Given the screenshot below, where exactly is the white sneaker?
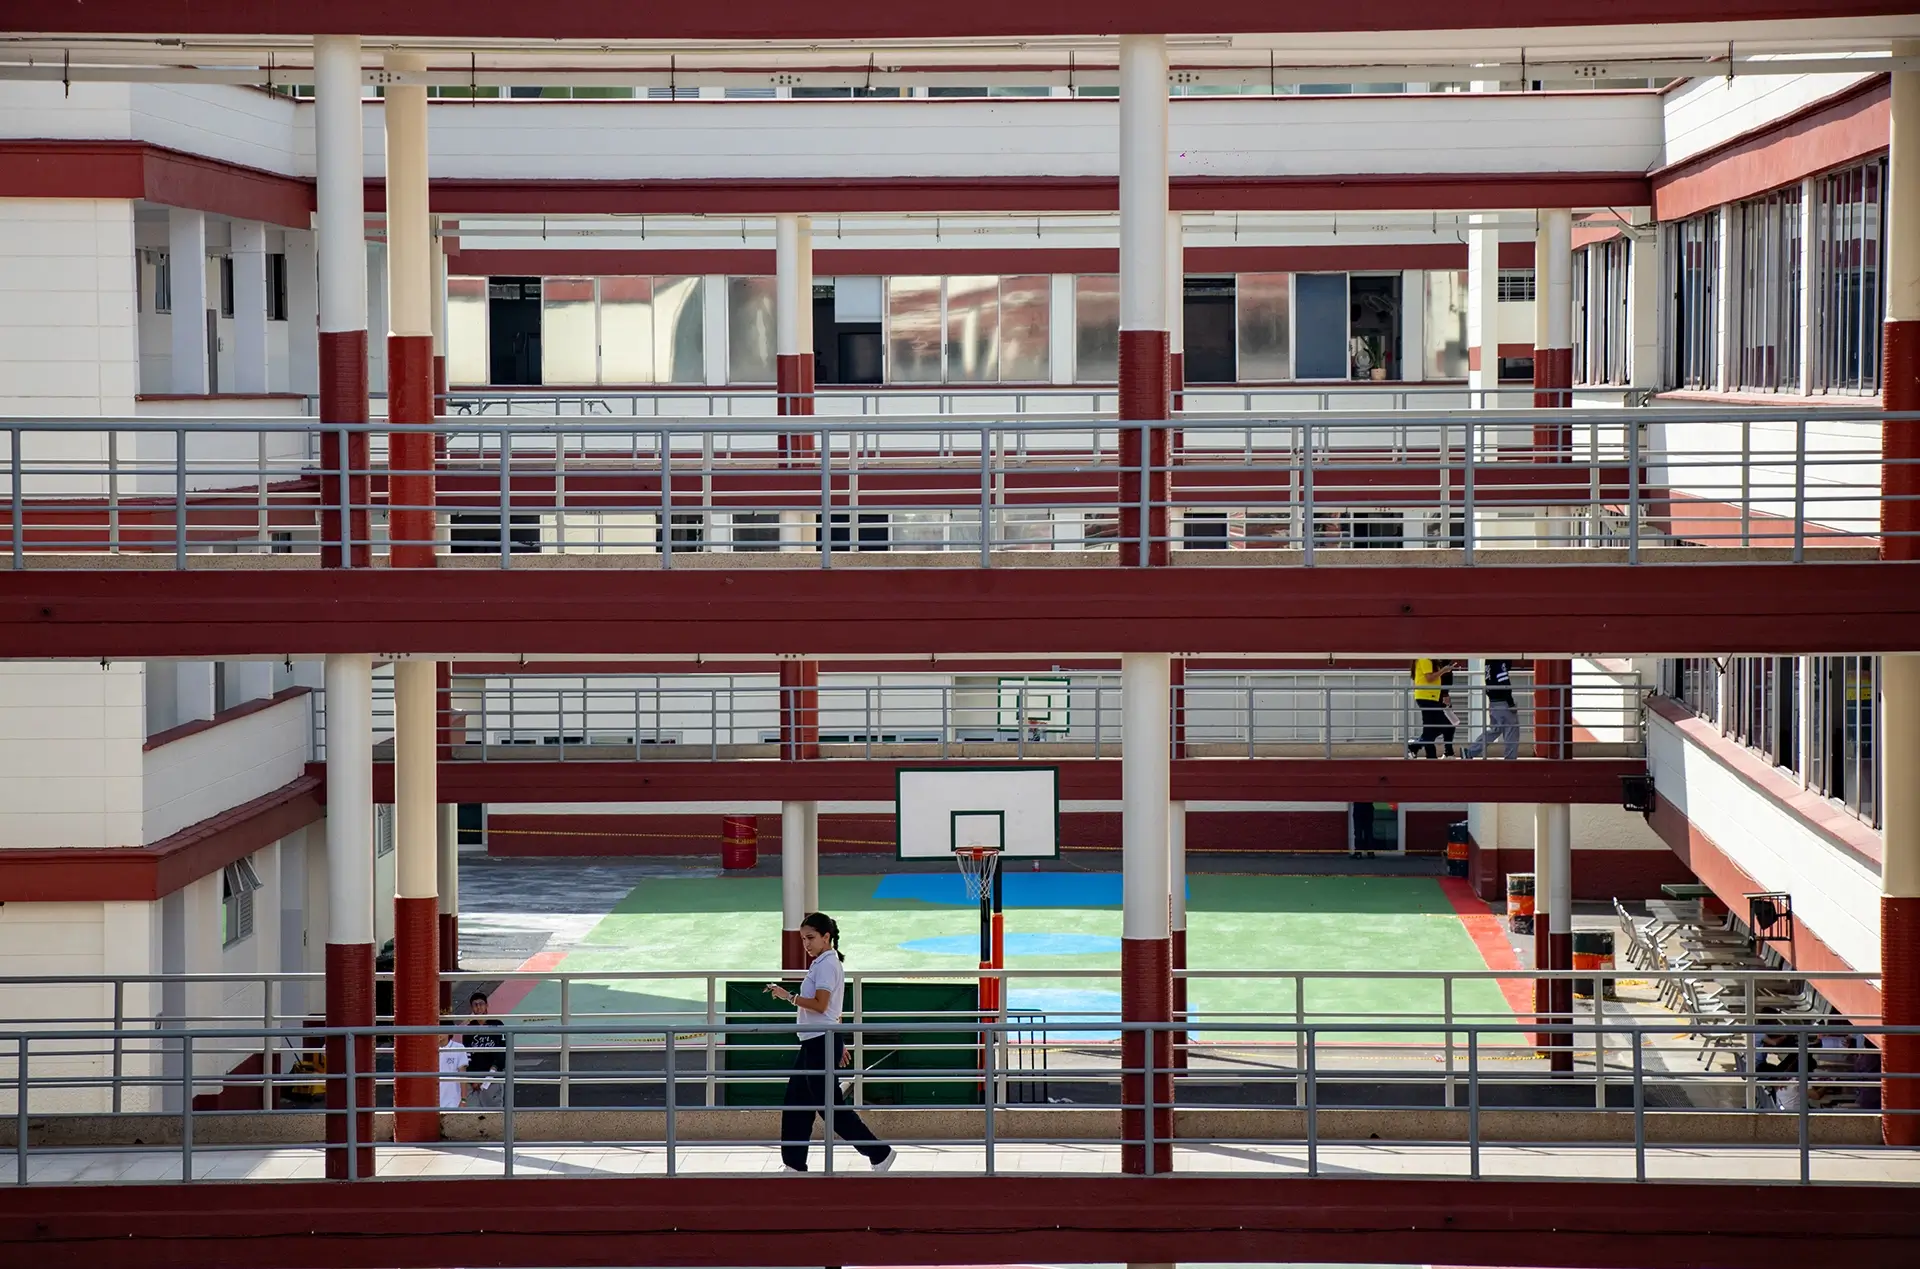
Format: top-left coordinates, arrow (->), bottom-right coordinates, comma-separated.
871,1149 -> 896,1172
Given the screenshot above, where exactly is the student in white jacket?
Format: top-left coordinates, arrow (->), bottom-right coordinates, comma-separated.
766,912 -> 895,1173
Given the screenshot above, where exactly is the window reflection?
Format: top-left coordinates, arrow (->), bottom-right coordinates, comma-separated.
1074,275 -> 1120,383
541,277 -> 597,386
728,276 -> 776,383
887,276 -> 943,383
446,276 -> 489,386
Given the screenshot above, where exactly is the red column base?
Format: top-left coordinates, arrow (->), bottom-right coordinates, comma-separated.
782,928 -> 805,972
1121,936 -> 1174,1174
1117,329 -> 1171,568
388,333 -> 438,570
1549,930 -> 1574,1073
1884,895 -> 1920,1146
393,896 -> 441,1143
324,941 -> 376,1179
1885,321 -> 1920,561
318,330 -> 371,569
1533,922 -> 1552,1050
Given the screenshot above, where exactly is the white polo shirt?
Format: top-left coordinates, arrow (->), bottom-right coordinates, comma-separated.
795,948 -> 845,1041
439,1038 -> 469,1109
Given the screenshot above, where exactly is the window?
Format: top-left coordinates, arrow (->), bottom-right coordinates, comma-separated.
154,252 -> 172,314
729,512 -> 782,552
538,275 -> 707,385
1806,656 -> 1880,826
1735,185 -> 1802,392
221,857 -> 263,949
1665,210 -> 1720,389
727,276 -> 777,383
1810,157 -> 1887,395
1573,240 -> 1632,386
1725,657 -> 1798,769
1181,511 -> 1229,549
882,275 -> 1050,384
1073,275 -> 1120,382
219,256 -> 235,318
1496,269 -> 1535,303
374,805 -> 395,857
267,253 -> 289,321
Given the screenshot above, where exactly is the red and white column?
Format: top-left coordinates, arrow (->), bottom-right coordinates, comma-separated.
1117,35 -> 1171,568
1168,658 -> 1187,1063
435,661 -> 458,1013
775,214 -> 815,462
1533,209 -> 1574,424
1167,214 -> 1185,412
315,35 -> 370,569
385,51 -> 436,569
779,658 -> 821,969
1532,803 -> 1573,1071
1122,652 -> 1174,1173
392,659 -> 440,1139
323,652 -> 376,1178
1880,42 -> 1920,1145
431,217 -> 449,459
1466,216 -> 1500,406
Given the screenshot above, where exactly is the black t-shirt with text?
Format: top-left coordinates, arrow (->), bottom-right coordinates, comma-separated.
463,1018 -> 505,1074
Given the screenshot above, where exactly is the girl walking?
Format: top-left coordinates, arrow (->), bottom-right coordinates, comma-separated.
766,912 -> 896,1173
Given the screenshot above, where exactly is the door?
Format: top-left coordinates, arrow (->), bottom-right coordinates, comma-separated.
488,277 -> 543,385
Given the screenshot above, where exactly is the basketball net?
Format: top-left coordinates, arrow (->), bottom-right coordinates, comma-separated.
955,845 -> 1001,905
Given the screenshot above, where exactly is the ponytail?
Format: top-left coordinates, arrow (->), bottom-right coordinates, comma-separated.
801,911 -> 843,963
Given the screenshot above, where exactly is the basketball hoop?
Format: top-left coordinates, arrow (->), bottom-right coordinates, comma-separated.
955,845 -> 1002,905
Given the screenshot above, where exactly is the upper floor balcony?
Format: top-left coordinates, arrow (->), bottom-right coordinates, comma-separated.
0,404 -> 1902,570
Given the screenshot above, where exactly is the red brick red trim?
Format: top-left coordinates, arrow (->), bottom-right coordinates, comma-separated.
0,140 -> 313,228
1652,76 -> 1889,222
143,685 -> 311,751
0,774 -> 323,903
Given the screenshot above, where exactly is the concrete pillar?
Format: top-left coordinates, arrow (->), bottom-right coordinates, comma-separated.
778,660 -> 819,760
1121,651 -> 1173,1173
316,36 -> 371,567
437,800 -> 459,1012
230,221 -> 269,394
775,214 -> 816,463
323,652 -> 376,1178
1544,803 -> 1573,1072
285,229 -> 319,399
1117,35 -> 1170,568
384,51 -> 436,569
1466,216 -> 1500,406
392,659 -> 439,1141
781,800 -> 819,971
174,661 -> 215,724
1166,213 -> 1185,410
1533,209 -> 1573,431
1880,40 -> 1920,1145
430,217 -> 449,460
168,209 -> 209,395
225,660 -> 274,707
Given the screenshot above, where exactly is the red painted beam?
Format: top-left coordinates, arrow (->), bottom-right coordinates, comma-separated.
358,757 -> 1642,805
4,1174 -> 1917,1269
4,564 -> 1918,658
21,1 -> 1911,40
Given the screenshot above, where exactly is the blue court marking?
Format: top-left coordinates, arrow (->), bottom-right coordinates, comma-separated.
1005,988 -> 1122,1042
878,872 -> 1184,907
899,933 -> 1122,957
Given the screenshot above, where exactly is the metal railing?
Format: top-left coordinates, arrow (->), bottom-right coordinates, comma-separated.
0,967 -> 1877,1122
309,669 -> 1646,760
1,408 -> 1907,567
3,1002 -> 1910,1185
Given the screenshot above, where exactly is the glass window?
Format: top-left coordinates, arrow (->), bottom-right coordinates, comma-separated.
1292,273 -> 1348,380
998,274 -> 1051,382
1423,269 -> 1468,380
541,276 -> 598,385
446,276 -> 489,385
1073,275 -> 1120,383
1811,157 -> 1887,395
886,276 -> 943,383
1665,210 -> 1720,390
1237,272 -> 1292,381
1736,185 -> 1803,392
597,275 -> 654,384
944,275 -> 1000,383
1585,239 -> 1633,386
727,276 -> 776,383
652,276 -> 704,384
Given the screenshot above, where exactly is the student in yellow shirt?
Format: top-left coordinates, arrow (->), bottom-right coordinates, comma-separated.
1406,658 -> 1457,759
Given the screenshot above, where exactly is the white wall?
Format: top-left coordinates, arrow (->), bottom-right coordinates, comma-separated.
1646,708 -> 1881,974
0,200 -> 138,415
143,691 -> 312,844
0,662 -> 145,850
1663,71 -> 1878,168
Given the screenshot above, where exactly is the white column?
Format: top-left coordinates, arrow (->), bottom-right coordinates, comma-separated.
168,209 -> 209,394
285,229 -> 319,400
1713,203 -> 1737,392
1466,217 -> 1500,402
384,53 -> 432,345
701,275 -> 729,387
437,802 -> 459,918
1166,213 -> 1184,383
394,661 -> 437,901
801,801 -> 820,914
1627,209 -> 1661,391
324,654 -> 375,948
230,220 -> 269,393
174,661 -> 215,724
1049,273 -> 1076,386
1545,803 -> 1571,937
1121,653 -> 1172,941
430,218 -> 448,368
775,215 -> 806,363
315,37 -> 367,342
1168,799 -> 1187,937
1543,209 -> 1573,357
1118,36 -> 1169,337
1399,271 -> 1426,383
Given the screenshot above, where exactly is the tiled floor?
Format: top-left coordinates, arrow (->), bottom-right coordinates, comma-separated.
6,1139 -> 1915,1186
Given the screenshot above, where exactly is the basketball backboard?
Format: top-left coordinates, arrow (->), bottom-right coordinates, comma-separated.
895,766 -> 1059,861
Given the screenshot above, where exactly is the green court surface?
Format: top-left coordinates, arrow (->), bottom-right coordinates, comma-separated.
505,873 -> 1516,1042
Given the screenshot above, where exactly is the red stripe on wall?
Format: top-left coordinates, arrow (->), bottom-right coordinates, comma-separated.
1652,77 -> 1889,222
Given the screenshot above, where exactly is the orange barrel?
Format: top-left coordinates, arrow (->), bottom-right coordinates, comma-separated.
1573,930 -> 1617,999
721,815 -> 758,871
1506,872 -> 1536,935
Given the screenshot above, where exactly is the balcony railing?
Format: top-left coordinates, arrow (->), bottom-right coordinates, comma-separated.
0,408 -> 1905,568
